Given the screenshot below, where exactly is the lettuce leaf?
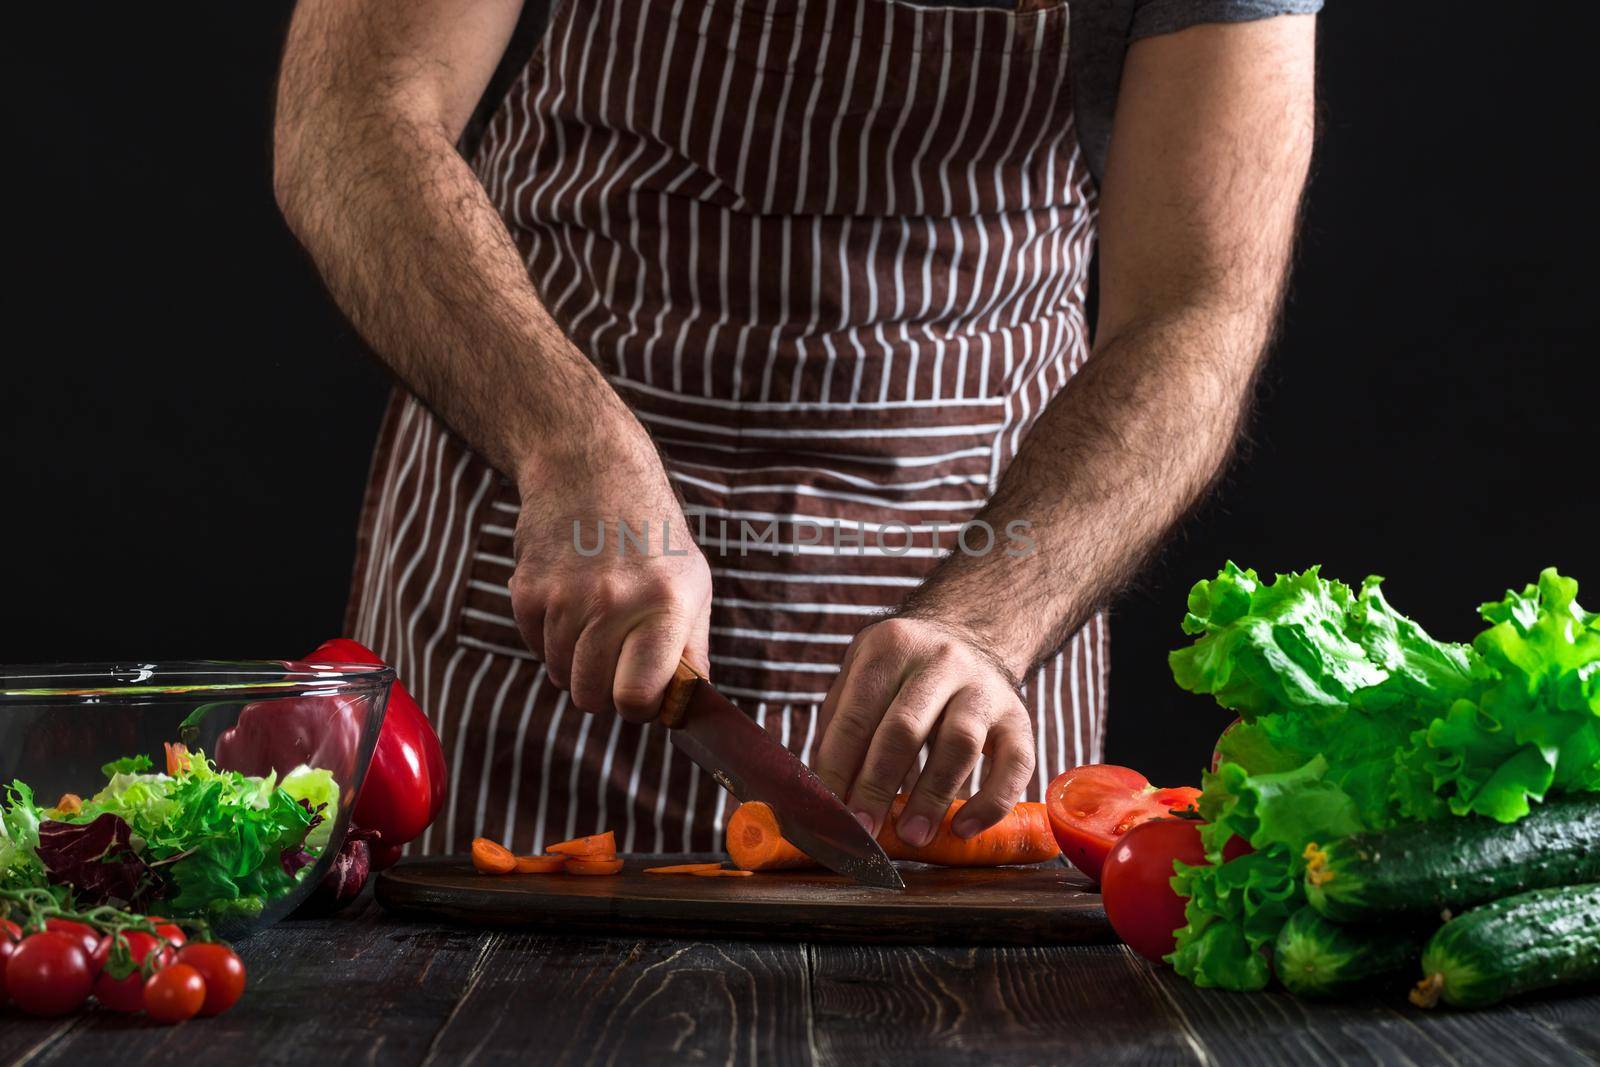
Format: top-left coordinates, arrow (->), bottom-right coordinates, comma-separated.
1394,568 -> 1600,821
45,751 -> 337,918
1166,564 -> 1600,991
0,781 -> 45,890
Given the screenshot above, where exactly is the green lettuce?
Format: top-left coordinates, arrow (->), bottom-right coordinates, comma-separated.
0,781 -> 45,890
74,751 -> 337,919
2,751 -> 341,919
1165,564 -> 1600,991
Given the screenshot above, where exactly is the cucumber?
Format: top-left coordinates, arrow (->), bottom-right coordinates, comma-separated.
1273,907 -> 1429,999
1411,883 -> 1600,1009
1304,794 -> 1600,922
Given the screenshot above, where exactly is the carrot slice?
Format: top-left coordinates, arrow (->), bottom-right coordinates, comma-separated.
471,837 -> 517,874
514,855 -> 568,874
725,803 -> 813,871
692,868 -> 755,878
643,862 -> 726,875
546,831 -> 616,858
165,741 -> 192,777
565,857 -> 625,875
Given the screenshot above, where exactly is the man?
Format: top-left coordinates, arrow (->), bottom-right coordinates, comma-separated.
274,0 -> 1317,857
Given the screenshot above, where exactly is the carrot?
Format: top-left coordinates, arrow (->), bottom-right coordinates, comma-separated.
691,868 -> 755,878
877,798 -> 1059,867
565,857 -> 625,875
725,803 -> 814,871
546,831 -> 617,859
643,862 -> 726,875
471,837 -> 517,874
514,855 -> 569,874
54,793 -> 83,815
726,799 -> 1059,871
164,741 -> 192,777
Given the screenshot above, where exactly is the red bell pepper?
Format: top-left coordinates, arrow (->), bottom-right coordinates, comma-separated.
304,638 -> 447,869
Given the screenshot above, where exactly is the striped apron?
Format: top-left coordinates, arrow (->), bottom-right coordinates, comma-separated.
348,0 -> 1107,857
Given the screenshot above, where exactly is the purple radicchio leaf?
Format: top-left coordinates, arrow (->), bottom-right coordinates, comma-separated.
292,825 -> 379,918
279,799 -> 328,878
37,814 -> 162,909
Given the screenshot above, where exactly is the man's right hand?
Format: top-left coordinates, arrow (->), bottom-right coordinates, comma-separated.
508,431 -> 712,723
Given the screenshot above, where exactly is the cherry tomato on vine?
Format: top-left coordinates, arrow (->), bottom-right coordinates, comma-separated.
43,919 -> 101,965
92,930 -> 174,1013
176,943 -> 247,1016
145,916 -> 188,949
0,918 -> 23,1002
144,962 -> 207,1024
5,932 -> 95,1016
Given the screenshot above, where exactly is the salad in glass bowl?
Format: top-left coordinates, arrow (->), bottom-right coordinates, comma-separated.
0,661 -> 392,937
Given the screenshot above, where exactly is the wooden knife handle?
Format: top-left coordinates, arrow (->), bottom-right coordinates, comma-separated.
658,659 -> 703,729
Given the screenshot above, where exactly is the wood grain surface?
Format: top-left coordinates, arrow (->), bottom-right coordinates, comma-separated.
373,854 -> 1112,945
3,894 -> 1597,1066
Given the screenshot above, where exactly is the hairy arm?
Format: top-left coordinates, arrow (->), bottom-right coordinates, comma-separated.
815,16 -> 1318,842
905,15 -> 1318,672
274,0 -> 642,488
275,0 -> 711,717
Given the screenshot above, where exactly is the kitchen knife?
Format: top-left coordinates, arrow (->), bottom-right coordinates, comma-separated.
660,660 -> 904,890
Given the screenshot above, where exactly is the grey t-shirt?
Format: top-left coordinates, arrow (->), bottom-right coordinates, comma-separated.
923,0 -> 1324,182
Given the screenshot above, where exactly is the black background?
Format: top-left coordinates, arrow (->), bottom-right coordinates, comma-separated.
4,4 -> 1595,787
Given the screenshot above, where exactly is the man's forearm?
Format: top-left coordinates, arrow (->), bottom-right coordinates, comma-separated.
899,17 -> 1315,682
272,3 -> 643,488
901,303 -> 1275,682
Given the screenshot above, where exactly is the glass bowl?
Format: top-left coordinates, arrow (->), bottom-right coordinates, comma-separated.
0,661 -> 392,938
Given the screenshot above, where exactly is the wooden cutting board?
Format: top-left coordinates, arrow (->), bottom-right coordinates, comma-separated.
375,854 -> 1111,945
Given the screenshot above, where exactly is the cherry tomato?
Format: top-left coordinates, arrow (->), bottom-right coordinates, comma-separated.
176,943 -> 247,1016
92,930 -> 174,1013
44,919 -> 101,965
146,917 -> 188,949
1100,819 -> 1251,963
1,918 -> 23,1002
5,932 -> 95,1017
1045,765 -> 1201,883
144,963 -> 207,1024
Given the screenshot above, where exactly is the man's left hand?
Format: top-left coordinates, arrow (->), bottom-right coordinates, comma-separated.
812,616 -> 1035,847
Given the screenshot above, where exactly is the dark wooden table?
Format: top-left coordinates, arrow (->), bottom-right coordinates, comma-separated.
3,897 -> 1596,1066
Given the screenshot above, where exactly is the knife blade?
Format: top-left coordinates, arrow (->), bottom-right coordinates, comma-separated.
660,661 -> 903,889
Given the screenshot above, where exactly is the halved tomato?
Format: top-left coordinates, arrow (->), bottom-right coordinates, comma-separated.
1045,765 -> 1201,883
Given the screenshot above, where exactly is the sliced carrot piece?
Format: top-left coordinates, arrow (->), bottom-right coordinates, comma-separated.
725,803 -> 812,871
643,862 -> 726,875
546,831 -> 616,858
165,741 -> 192,777
565,857 -> 625,875
514,855 -> 569,874
471,837 -> 517,874
692,868 -> 755,878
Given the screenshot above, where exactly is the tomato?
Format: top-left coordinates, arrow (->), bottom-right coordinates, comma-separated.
5,932 -> 95,1017
176,943 -> 247,1016
144,963 -> 207,1024
44,919 -> 102,965
1100,820 -> 1252,963
1045,765 -> 1202,883
0,918 -> 23,1002
92,930 -> 174,1012
146,917 -> 188,949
